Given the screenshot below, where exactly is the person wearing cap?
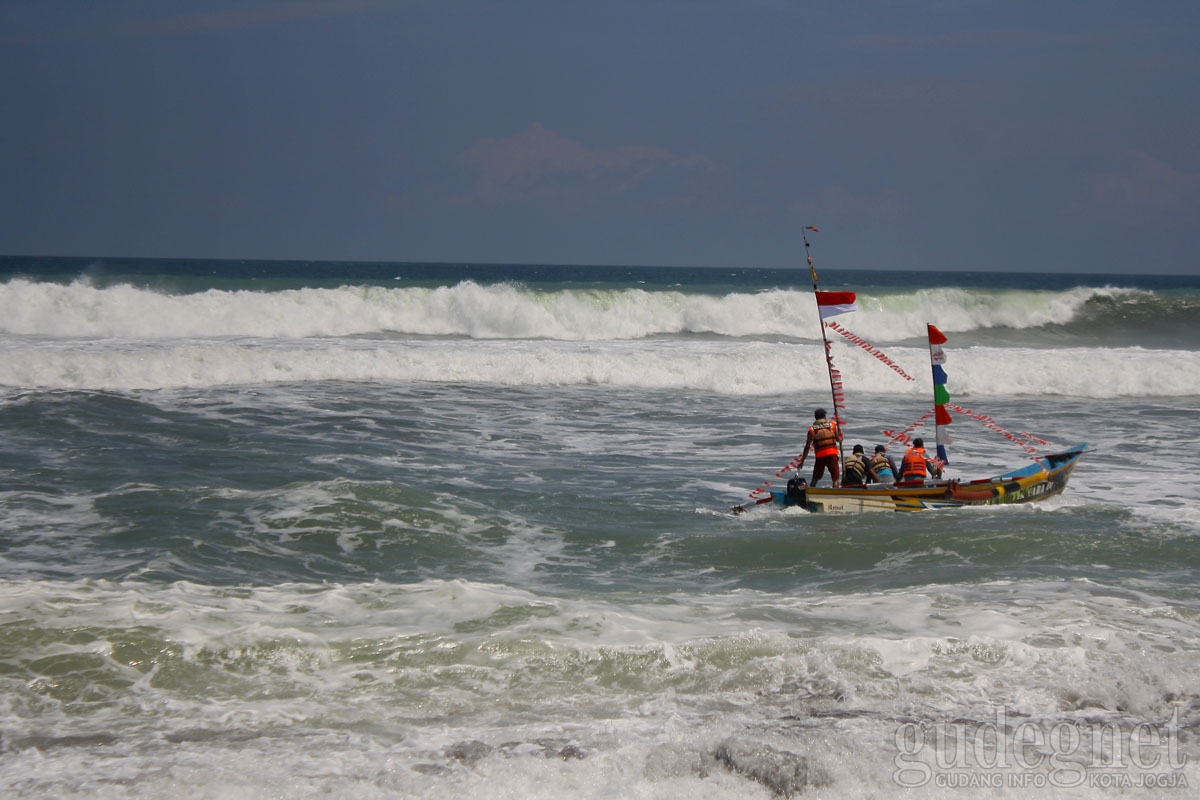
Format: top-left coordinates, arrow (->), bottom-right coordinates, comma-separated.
798,407 -> 843,487
870,444 -> 899,483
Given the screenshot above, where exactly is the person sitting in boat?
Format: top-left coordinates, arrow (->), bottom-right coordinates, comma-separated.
870,444 -> 899,483
900,438 -> 943,482
843,444 -> 869,486
799,408 -> 843,487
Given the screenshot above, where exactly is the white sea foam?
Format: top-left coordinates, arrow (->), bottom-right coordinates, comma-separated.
1,335 -> 1197,397
2,577 -> 1197,798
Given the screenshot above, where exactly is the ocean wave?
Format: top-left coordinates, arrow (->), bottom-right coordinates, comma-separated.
4,277 -> 1193,344
2,338 -> 1198,397
2,573 -> 1196,798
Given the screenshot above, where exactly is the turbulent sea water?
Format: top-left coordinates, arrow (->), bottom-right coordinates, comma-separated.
2,256 -> 1199,797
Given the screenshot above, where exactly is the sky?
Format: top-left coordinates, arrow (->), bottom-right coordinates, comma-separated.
2,1 -> 1198,274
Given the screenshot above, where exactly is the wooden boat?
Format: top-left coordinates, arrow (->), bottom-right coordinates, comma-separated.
759,443 -> 1087,513
732,228 -> 1087,514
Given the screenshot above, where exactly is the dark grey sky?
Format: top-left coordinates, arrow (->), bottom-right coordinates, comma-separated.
2,1 -> 1198,273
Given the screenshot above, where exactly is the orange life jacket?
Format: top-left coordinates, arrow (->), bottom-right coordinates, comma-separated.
900,446 -> 929,479
809,420 -> 839,458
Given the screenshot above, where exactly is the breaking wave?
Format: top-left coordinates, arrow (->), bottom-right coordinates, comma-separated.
2,278 -> 1195,344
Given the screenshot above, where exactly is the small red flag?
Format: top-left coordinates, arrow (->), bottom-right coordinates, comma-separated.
927,324 -> 947,345
806,226 -> 820,232
815,290 -> 857,306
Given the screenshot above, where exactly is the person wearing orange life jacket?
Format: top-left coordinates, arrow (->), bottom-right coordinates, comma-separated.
798,408 -> 843,487
900,437 -> 943,482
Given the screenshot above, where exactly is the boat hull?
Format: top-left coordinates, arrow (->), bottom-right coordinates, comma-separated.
766,444 -> 1088,513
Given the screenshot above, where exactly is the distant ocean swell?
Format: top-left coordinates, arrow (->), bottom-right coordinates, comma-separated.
2,278 -> 1195,343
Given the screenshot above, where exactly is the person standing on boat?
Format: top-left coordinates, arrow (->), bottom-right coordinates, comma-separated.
870,445 -> 899,483
900,438 -> 943,481
799,408 -> 843,487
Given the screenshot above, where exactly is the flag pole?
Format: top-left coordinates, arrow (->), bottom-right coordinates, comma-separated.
802,226 -> 847,469
927,323 -> 952,469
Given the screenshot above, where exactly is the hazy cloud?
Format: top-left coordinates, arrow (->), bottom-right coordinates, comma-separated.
456,124 -> 720,206
1085,151 -> 1200,219
12,1 -> 393,43
793,185 -> 911,220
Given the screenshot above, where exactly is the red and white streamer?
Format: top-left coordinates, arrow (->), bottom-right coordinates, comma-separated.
824,320 -> 916,382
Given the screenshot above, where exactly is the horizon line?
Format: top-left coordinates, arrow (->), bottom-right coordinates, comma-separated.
0,253 -> 1185,277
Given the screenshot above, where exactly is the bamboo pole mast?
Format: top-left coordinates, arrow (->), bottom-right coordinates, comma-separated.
801,226 -> 846,468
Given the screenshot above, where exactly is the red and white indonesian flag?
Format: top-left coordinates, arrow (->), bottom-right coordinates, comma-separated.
815,290 -> 859,319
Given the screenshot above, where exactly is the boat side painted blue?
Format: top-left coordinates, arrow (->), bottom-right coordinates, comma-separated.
992,443 -> 1089,481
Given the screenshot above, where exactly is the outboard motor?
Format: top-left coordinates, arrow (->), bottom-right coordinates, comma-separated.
786,476 -> 808,507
